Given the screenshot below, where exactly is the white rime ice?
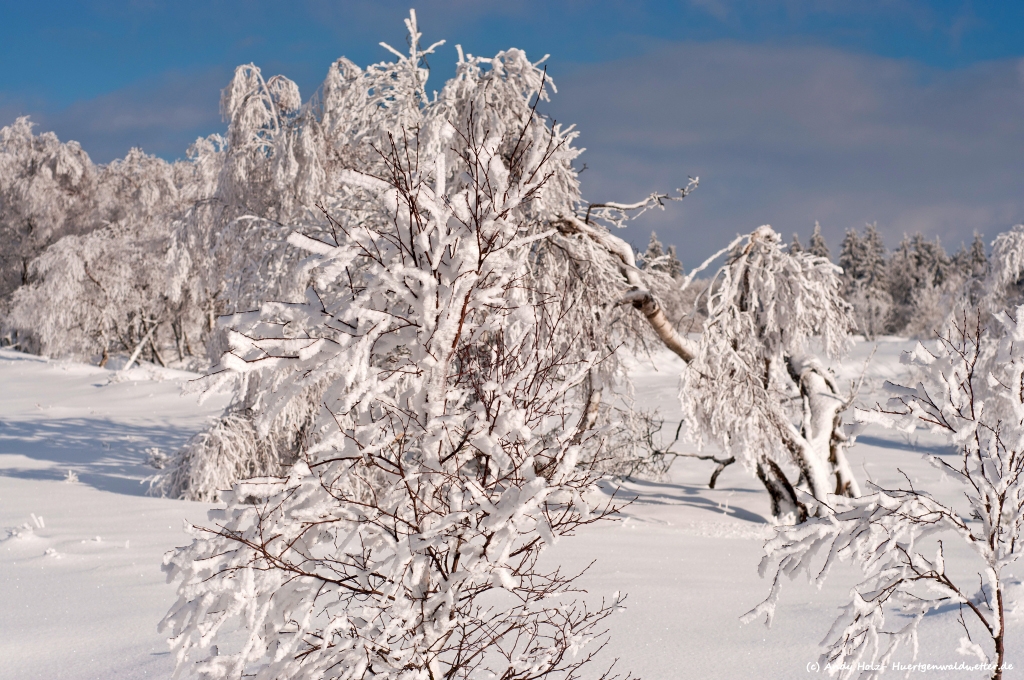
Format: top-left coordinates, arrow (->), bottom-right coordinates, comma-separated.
159,19 -> 626,678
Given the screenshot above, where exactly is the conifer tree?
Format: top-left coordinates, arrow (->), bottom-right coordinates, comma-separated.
644,231 -> 665,262
837,228 -> 864,283
836,225 -> 890,339
789,232 -> 804,254
808,221 -> 831,260
641,231 -> 683,278
969,233 -> 990,278
888,232 -> 953,335
861,224 -> 888,286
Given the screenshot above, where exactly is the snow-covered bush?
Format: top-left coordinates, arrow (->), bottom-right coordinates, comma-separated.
746,310 -> 1024,679
149,399 -> 318,501
160,71 -> 625,679
680,226 -> 858,521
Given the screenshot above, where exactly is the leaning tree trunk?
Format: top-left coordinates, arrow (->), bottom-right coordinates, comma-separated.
554,214 -> 697,361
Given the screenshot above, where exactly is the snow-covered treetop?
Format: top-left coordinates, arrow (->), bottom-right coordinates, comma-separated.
707,225 -> 851,359
989,224 -> 1024,290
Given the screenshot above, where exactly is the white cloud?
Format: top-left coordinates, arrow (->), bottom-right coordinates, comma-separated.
6,68 -> 228,162
547,41 -> 1024,263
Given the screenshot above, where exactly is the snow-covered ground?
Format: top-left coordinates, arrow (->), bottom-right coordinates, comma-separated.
0,341 -> 1018,679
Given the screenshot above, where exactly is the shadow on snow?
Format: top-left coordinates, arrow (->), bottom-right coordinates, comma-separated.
0,417 -> 195,496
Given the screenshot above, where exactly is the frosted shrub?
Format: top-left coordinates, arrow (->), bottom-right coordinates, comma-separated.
679,226 -> 858,521
151,408 -> 312,502
160,76 -> 626,679
746,310 -> 1024,679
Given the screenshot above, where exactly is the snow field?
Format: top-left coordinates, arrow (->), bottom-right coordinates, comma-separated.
0,350 -> 226,679
0,342 -> 1019,679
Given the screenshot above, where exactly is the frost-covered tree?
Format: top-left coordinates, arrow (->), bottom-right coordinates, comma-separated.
677,226 -> 859,522
746,310 -> 1024,679
839,224 -> 890,339
0,118 -> 98,320
837,227 -> 862,275
985,225 -> 1024,313
3,135 -> 210,363
887,232 -> 953,335
155,15 -> 697,499
644,231 -> 665,262
941,233 -> 991,316
789,232 -> 804,254
953,233 -> 990,282
808,221 -> 831,260
640,231 -> 683,279
161,71 -> 625,679
540,214 -> 861,521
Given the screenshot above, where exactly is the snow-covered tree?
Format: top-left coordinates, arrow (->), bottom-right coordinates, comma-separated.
839,224 -> 890,339
789,232 -> 804,254
986,225 -> 1024,312
953,233 -> 990,281
640,231 -> 683,279
808,221 -> 831,260
837,227 -> 862,276
677,226 -> 859,522
153,15 -> 700,499
0,118 -> 98,321
746,309 -> 1024,679
546,217 -> 863,520
3,138 -> 208,364
887,232 -> 953,335
160,71 -> 625,679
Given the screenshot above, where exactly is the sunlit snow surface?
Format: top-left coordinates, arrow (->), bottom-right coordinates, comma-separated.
0,342 -> 1019,679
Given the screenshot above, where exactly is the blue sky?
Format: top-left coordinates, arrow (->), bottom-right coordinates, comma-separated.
2,1 -> 1022,264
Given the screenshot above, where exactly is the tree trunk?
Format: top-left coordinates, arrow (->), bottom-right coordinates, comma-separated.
121,322 -> 159,372
622,289 -> 695,362
995,585 -> 1005,680
787,354 -> 860,498
555,214 -> 697,361
755,455 -> 807,524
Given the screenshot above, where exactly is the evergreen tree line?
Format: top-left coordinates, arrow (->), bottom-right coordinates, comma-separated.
790,222 -> 991,338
